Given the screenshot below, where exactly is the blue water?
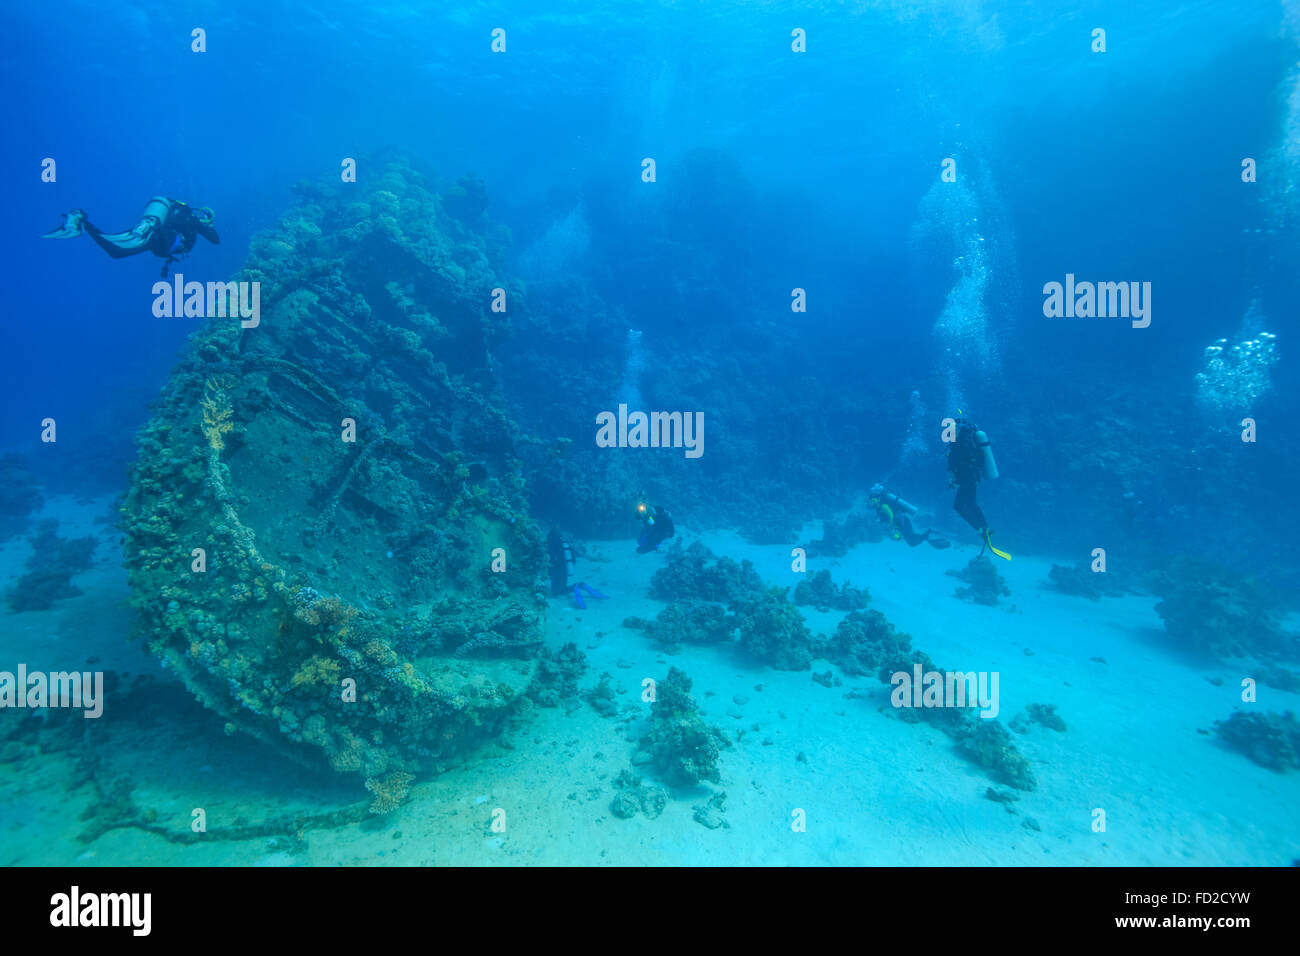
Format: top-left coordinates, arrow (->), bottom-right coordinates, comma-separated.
1,0 -> 1297,866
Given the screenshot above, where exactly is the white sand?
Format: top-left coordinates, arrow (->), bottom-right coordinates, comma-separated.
2,499 -> 1298,865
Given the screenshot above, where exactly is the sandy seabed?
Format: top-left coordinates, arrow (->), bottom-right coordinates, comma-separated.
2,496 -> 1297,866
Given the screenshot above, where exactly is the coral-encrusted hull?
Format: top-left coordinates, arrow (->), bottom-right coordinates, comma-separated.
121,159 -> 547,777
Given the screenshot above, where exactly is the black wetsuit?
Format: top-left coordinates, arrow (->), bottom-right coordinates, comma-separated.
948,426 -> 988,532
873,493 -> 945,548
49,197 -> 219,276
547,528 -> 572,596
894,512 -> 932,547
636,507 -> 675,554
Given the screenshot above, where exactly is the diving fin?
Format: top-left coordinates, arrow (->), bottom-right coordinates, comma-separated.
573,584 -> 586,610
42,209 -> 86,239
983,530 -> 1011,561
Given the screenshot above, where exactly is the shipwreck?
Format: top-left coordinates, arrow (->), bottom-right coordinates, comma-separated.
121,159 -> 548,782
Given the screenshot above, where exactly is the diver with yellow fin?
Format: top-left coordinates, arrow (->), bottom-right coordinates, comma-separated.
946,414 -> 1011,560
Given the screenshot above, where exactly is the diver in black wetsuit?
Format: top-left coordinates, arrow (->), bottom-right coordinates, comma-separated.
635,498 -> 675,554
43,197 -> 219,277
946,416 -> 1010,560
547,528 -> 574,597
547,527 -> 608,609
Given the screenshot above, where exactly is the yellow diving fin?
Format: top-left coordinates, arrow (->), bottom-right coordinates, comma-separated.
984,530 -> 1011,561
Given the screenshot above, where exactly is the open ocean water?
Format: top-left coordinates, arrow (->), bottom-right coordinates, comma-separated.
0,0 -> 1297,921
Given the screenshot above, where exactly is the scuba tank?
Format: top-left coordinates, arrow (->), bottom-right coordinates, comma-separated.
869,483 -> 918,515
546,529 -> 571,596
974,429 -> 998,481
882,491 -> 918,515
142,196 -> 173,225
951,418 -> 999,483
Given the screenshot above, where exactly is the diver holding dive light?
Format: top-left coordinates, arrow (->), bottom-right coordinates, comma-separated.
635,495 -> 675,554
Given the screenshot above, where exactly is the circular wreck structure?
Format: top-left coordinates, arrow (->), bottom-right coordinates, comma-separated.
121,160 -> 547,781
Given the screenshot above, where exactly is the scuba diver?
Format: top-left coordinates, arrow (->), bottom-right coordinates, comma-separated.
869,484 -> 950,549
635,496 -> 675,554
43,197 -> 219,277
946,414 -> 1010,560
547,528 -> 608,610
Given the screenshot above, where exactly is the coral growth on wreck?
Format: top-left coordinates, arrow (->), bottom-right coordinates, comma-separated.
200,375 -> 237,452
120,156 -> 548,778
365,769 -> 415,814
